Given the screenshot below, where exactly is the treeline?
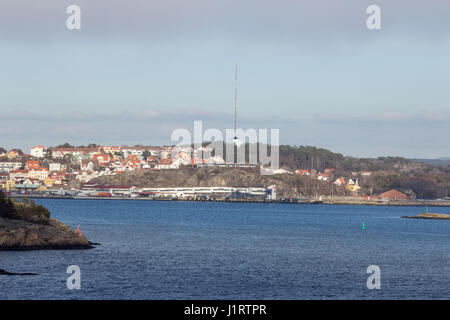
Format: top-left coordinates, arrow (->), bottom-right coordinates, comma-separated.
279,145 -> 346,171
206,143 -> 421,172
54,143 -> 99,149
0,191 -> 51,224
373,174 -> 448,199
278,145 -> 418,172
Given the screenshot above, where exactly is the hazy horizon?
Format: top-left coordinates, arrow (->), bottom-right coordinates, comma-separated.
1,140 -> 448,161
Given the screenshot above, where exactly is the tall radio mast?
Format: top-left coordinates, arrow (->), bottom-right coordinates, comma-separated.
234,61 -> 238,136
232,61 -> 242,147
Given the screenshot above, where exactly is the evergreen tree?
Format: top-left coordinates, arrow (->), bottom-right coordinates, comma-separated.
0,190 -> 17,219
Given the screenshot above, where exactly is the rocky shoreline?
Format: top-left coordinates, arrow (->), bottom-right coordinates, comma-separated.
1,190 -> 96,251
0,217 -> 95,250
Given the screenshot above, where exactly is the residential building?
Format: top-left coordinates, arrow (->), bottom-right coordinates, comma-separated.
26,161 -> 41,170
28,168 -> 49,181
7,150 -> 20,159
155,158 -> 179,169
0,162 -> 22,172
93,154 -> 111,166
334,177 -> 346,186
101,146 -> 121,154
49,163 -> 62,172
9,169 -> 29,180
379,189 -> 408,200
0,173 -> 8,188
346,184 -> 361,193
44,177 -> 54,186
30,145 -> 46,158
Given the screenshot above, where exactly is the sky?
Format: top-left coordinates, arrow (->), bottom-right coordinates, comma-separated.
0,0 -> 449,158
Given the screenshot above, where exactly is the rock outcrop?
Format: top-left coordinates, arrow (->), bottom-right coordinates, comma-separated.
0,268 -> 38,276
401,213 -> 450,220
0,217 -> 94,250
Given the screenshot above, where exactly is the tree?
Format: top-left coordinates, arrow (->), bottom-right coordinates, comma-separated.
0,190 -> 17,219
55,143 -> 74,148
114,151 -> 124,158
142,150 -> 151,160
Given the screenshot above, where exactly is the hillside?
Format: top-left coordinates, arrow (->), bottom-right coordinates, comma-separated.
90,143 -> 449,198
277,145 -> 449,198
91,167 -> 350,198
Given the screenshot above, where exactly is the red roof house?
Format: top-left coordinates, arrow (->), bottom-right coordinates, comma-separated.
379,189 -> 408,200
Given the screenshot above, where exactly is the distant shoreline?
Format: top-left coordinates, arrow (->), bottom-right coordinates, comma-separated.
20,195 -> 450,207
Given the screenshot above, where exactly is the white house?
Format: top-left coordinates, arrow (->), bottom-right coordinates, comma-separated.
334,177 -> 346,186
0,162 -> 22,172
9,169 -> 29,180
30,145 -> 46,158
28,168 -> 49,181
317,174 -> 329,181
155,159 -> 179,169
49,163 -> 62,172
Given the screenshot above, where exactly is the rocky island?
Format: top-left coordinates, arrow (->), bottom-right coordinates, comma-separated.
0,191 -> 94,250
401,212 -> 450,220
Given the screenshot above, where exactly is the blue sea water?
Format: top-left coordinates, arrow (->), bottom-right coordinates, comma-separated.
1,199 -> 450,300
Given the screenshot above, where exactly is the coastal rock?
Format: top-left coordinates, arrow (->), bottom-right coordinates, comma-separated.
0,217 -> 94,250
401,213 -> 450,220
0,268 -> 38,276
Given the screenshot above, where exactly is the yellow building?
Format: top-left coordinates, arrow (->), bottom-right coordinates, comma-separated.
346,184 -> 361,193
5,180 -> 16,191
7,150 -> 19,159
37,185 -> 48,192
44,177 -> 53,187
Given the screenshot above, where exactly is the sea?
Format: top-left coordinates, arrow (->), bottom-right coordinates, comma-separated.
1,199 -> 450,300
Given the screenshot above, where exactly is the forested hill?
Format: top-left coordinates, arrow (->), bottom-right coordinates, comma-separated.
278,145 -> 445,172
210,143 -> 448,173
277,145 -> 449,199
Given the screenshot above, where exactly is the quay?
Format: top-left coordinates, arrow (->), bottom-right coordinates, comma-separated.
8,193 -> 450,206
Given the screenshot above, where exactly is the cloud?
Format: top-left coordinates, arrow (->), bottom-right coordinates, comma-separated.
0,107 -> 291,150
2,0 -> 450,46
1,107 -> 448,158
314,110 -> 450,125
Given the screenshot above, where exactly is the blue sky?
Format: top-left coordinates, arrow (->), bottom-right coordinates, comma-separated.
0,0 -> 449,158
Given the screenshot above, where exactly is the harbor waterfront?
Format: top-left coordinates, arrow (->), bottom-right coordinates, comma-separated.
1,199 -> 450,299
6,192 -> 450,207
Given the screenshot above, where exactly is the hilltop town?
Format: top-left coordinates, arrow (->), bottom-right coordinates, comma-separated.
0,144 -> 448,202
